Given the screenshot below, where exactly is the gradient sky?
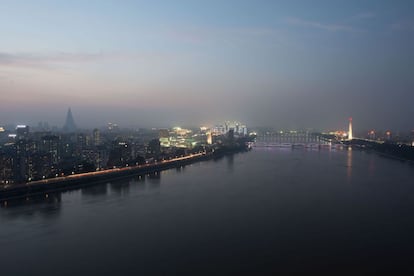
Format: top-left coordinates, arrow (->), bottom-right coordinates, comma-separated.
0,0 -> 413,131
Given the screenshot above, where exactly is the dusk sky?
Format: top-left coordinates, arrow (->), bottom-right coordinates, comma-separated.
0,0 -> 413,131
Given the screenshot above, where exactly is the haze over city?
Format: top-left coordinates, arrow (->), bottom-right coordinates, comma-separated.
1,0 -> 413,130
3,2 -> 414,275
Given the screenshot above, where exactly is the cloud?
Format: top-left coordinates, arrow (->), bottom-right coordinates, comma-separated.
286,17 -> 357,32
390,19 -> 414,31
351,12 -> 376,20
0,53 -> 17,65
0,52 -> 108,68
166,25 -> 283,45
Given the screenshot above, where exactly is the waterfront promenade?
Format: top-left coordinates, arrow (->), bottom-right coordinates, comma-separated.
0,152 -> 209,200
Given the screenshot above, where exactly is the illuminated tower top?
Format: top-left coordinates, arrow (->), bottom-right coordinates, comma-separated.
348,117 -> 353,140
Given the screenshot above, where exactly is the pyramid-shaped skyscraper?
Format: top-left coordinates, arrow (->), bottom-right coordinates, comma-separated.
63,108 -> 77,132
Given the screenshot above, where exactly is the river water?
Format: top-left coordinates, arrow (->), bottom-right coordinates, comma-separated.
1,147 -> 414,275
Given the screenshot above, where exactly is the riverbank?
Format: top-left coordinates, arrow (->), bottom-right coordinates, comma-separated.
0,152 -> 211,201
348,139 -> 414,162
0,144 -> 252,201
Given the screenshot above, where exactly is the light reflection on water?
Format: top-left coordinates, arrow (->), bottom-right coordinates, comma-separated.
1,148 -> 414,275
347,147 -> 352,182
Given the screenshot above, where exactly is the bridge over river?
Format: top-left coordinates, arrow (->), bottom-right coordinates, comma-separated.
255,132 -> 334,149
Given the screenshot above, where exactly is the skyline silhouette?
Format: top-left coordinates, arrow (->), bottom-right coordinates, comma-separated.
1,1 -> 413,130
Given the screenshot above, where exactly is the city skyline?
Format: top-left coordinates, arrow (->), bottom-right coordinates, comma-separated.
0,107 -> 410,136
1,1 -> 413,130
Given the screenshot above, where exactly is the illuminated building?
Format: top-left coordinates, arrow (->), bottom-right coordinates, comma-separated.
206,132 -> 212,145
228,122 -> 247,136
107,122 -> 119,132
159,129 -> 170,147
213,121 -> 248,136
348,118 -> 353,140
14,137 -> 37,182
76,133 -> 87,154
93,128 -> 101,146
173,127 -> 192,137
159,129 -> 170,138
147,139 -> 161,156
213,125 -> 226,135
16,125 -> 29,138
158,127 -> 196,149
39,135 -> 60,165
0,146 -> 15,185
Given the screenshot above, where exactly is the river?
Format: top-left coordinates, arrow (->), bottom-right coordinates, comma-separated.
1,147 -> 414,275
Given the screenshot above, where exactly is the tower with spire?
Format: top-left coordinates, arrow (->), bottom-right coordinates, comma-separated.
63,108 -> 77,132
348,117 -> 353,140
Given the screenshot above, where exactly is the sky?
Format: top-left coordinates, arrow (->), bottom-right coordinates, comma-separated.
0,0 -> 413,131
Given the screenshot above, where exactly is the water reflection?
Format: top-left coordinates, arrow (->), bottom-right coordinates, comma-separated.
148,171 -> 161,181
226,155 -> 234,171
347,147 -> 352,182
132,175 -> 147,192
213,154 -> 225,162
0,192 -> 62,219
109,178 -> 131,195
0,170 -> 167,211
3,148 -> 414,275
176,165 -> 185,173
368,155 -> 375,178
147,171 -> 161,190
1,192 -> 61,208
82,183 -> 108,197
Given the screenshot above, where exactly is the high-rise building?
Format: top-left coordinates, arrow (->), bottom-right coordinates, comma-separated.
159,129 -> 170,147
16,125 -> 29,138
107,122 -> 119,132
63,108 -> 77,132
213,121 -> 247,136
348,117 -> 353,140
93,128 -> 101,146
206,132 -> 212,145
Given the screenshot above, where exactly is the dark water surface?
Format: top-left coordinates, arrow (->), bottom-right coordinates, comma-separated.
1,148 -> 414,275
